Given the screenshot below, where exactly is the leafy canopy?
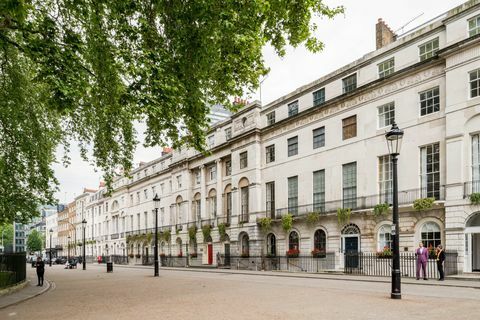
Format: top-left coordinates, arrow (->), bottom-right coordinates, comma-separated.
26,229 -> 43,252
0,0 -> 343,224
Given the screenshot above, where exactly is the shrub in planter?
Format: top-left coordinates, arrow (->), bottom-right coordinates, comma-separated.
128,253 -> 134,258
311,248 -> 326,258
188,226 -> 197,242
218,223 -> 228,242
160,253 -> 166,258
376,246 -> 392,258
190,253 -> 198,258
162,230 -> 171,243
337,208 -> 351,225
135,254 -> 141,258
470,192 -> 480,205
286,249 -> 300,258
413,198 -> 435,211
177,252 -> 183,258
257,217 -> 272,233
306,212 -> 320,226
240,252 -> 249,258
373,203 -> 390,217
281,213 -> 293,232
202,224 -> 212,241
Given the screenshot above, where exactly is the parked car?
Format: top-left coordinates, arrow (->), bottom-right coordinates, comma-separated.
55,257 -> 67,265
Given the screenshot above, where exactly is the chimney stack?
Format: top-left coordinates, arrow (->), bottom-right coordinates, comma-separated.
376,18 -> 396,49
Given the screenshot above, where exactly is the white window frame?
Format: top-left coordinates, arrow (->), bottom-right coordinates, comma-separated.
377,102 -> 395,129
420,143 -> 441,199
378,155 -> 392,204
266,111 -> 276,126
288,101 -> 299,117
469,68 -> 480,99
377,224 -> 392,251
419,87 -> 440,117
468,15 -> 480,37
418,38 -> 439,61
472,134 -> 480,192
378,58 -> 395,78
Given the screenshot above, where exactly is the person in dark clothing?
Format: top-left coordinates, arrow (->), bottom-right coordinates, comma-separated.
436,245 -> 446,281
36,257 -> 45,286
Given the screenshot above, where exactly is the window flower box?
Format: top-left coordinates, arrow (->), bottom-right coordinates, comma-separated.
286,249 -> 300,258
311,248 -> 326,258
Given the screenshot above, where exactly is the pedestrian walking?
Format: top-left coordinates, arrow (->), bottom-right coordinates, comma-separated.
415,242 -> 428,280
36,257 -> 45,286
436,245 -> 446,281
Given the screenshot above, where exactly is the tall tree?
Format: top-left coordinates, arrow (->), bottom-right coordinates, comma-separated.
0,0 -> 344,224
26,229 -> 43,253
0,223 -> 13,248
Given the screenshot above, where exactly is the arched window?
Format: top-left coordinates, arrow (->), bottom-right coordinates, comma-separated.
240,233 -> 249,256
377,225 -> 392,251
288,231 -> 299,250
266,233 -> 276,256
314,229 -> 326,257
421,222 -> 441,250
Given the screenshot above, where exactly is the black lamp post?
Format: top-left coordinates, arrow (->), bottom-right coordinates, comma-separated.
385,122 -> 404,300
82,219 -> 87,270
49,228 -> 53,267
68,235 -> 71,261
153,194 -> 161,277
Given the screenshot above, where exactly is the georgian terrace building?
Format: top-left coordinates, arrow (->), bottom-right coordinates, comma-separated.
82,1 -> 480,273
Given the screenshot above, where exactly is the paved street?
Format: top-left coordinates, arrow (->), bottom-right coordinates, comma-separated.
1,265 -> 479,320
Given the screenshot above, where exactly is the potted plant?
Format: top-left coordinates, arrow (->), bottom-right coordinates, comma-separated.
218,223 -> 228,241
135,253 -> 141,258
311,248 -> 326,258
240,252 -> 249,258
257,217 -> 272,233
128,253 -> 134,258
177,252 -> 183,258
337,208 -> 351,225
160,253 -> 166,258
373,203 -> 390,217
376,246 -> 392,258
306,212 -> 320,226
282,213 -> 293,233
470,192 -> 480,205
413,198 -> 435,211
202,224 -> 212,241
190,253 -> 198,258
188,225 -> 197,242
286,249 -> 300,258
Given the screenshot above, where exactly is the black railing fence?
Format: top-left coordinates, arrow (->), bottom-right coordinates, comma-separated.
228,253 -> 336,272
111,255 -> 128,265
344,252 -> 458,278
0,253 -> 27,288
142,255 -> 154,265
274,186 -> 445,218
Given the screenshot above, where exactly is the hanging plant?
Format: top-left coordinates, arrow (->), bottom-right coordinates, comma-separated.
337,208 -> 351,225
202,224 -> 212,241
470,193 -> 480,205
145,232 -> 153,245
306,212 -> 320,226
257,217 -> 272,233
163,230 -> 171,243
218,223 -> 227,241
373,203 -> 390,217
413,198 -> 435,211
188,226 -> 197,242
281,214 -> 293,233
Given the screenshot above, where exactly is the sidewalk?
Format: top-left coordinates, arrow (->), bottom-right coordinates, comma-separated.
90,263 -> 480,289
0,274 -> 51,309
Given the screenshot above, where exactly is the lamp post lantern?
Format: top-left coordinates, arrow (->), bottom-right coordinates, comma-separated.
153,194 -> 161,277
49,228 -> 53,267
385,122 -> 404,300
82,219 -> 87,270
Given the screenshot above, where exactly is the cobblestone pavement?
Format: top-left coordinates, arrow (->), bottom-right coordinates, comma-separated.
1,264 -> 479,320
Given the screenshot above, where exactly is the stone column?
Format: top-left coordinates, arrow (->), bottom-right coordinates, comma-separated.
200,165 -> 206,220
216,159 -> 223,219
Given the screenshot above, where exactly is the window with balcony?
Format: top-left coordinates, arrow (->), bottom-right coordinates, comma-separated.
473,134 -> 480,193
419,38 -> 439,61
419,87 -> 440,116
288,136 -> 298,157
313,88 -> 325,106
313,127 -> 325,149
378,155 -> 392,204
378,58 -> 395,78
378,102 -> 395,128
313,170 -> 325,212
288,176 -> 298,215
468,15 -> 480,37
420,143 -> 440,199
342,162 -> 357,209
240,151 -> 248,169
288,101 -> 298,117
469,68 -> 480,98
266,145 -> 275,163
342,74 -> 357,94
266,111 -> 276,126
342,115 -> 357,140
266,182 -> 275,219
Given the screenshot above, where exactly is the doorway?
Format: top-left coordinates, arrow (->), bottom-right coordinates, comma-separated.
473,234 -> 480,272
224,243 -> 230,266
342,224 -> 360,269
207,244 -> 213,265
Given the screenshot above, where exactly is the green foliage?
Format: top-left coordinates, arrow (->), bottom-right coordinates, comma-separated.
0,224 -> 14,247
337,208 -> 351,225
145,232 -> 153,245
217,223 -> 227,242
202,225 -> 212,241
188,226 -> 197,242
0,0 -> 343,224
281,214 -> 293,233
373,203 -> 390,217
257,217 -> 272,233
162,230 -> 171,243
470,193 -> 480,205
413,198 -> 435,211
306,212 -> 320,226
26,230 -> 43,252
126,235 -> 132,244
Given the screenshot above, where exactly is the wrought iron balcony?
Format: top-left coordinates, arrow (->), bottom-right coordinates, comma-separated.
216,215 -> 231,226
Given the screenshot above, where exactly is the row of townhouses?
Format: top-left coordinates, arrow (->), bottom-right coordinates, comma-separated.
47,1 -> 480,274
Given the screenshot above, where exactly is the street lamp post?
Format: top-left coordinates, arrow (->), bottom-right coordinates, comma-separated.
385,122 -> 404,300
82,219 -> 87,270
49,229 -> 53,267
68,235 -> 71,260
153,194 -> 161,277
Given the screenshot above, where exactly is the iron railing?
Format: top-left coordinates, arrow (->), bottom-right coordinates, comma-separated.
201,218 -> 215,227
111,255 -> 128,265
239,213 -> 249,223
227,254 -> 337,272
344,252 -> 458,278
216,215 -> 231,226
0,253 -> 26,288
274,186 -> 446,218
464,180 -> 480,198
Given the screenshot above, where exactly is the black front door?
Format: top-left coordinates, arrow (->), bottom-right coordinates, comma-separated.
224,244 -> 230,266
345,237 -> 359,268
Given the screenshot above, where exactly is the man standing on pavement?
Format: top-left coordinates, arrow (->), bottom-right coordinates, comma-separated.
36,257 -> 45,286
416,242 -> 428,280
436,245 -> 446,281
